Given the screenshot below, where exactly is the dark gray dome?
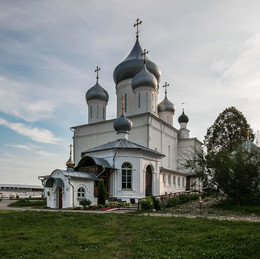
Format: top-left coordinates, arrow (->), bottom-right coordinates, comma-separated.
132,65 -> 157,91
113,114 -> 133,133
113,39 -> 161,85
178,111 -> 189,123
85,82 -> 109,103
158,96 -> 175,113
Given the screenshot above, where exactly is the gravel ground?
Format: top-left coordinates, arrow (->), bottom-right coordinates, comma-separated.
142,196 -> 260,222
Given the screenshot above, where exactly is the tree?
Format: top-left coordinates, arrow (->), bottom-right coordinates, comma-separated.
97,179 -> 107,206
186,107 -> 260,205
205,106 -> 254,154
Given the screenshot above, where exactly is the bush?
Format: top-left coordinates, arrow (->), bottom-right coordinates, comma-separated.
140,197 -> 154,211
166,197 -> 179,208
151,196 -> 161,210
98,179 -> 107,206
179,194 -> 190,203
79,199 -> 92,209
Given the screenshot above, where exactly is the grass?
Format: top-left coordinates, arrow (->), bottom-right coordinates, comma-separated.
8,198 -> 47,208
0,211 -> 259,258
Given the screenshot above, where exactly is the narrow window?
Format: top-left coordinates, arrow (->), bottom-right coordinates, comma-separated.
125,93 -> 127,112
182,178 -> 185,187
138,92 -> 141,108
163,173 -> 166,187
103,106 -> 105,119
168,175 -> 171,186
145,92 -> 148,111
122,162 -> 132,189
77,187 -> 85,198
97,105 -> 99,119
168,145 -> 170,168
90,105 -> 93,119
173,176 -> 176,186
178,177 -> 180,186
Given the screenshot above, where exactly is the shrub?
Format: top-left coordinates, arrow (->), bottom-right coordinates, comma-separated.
151,196 -> 161,210
80,199 -> 92,209
179,194 -> 190,203
140,197 -> 154,211
166,197 -> 179,208
189,193 -> 200,200
97,179 -> 107,206
16,195 -> 19,199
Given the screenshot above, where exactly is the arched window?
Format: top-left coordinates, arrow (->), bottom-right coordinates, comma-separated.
168,175 -> 171,186
173,176 -> 176,186
122,162 -> 132,189
138,92 -> 141,108
163,173 -> 166,187
178,177 -> 180,186
77,187 -> 85,198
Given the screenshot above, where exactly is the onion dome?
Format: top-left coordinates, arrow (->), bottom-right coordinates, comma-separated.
113,114 -> 133,133
113,39 -> 161,85
132,64 -> 157,91
85,82 -> 109,103
66,145 -> 75,169
178,110 -> 189,124
158,96 -> 175,113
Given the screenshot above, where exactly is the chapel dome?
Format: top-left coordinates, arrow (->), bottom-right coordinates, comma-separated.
178,111 -> 189,123
85,82 -> 109,103
158,96 -> 175,113
113,114 -> 133,133
132,65 -> 157,91
113,39 -> 161,85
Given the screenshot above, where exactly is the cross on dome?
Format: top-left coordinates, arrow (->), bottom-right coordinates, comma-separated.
95,66 -> 100,81
163,82 -> 169,95
141,49 -> 149,64
133,18 -> 142,39
182,102 -> 185,112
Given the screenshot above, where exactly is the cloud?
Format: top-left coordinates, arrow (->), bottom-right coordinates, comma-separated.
0,76 -> 57,122
5,144 -> 37,151
0,118 -> 62,144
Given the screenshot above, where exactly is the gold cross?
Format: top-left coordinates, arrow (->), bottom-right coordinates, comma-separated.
247,129 -> 250,141
69,144 -> 73,155
133,18 -> 142,39
141,49 -> 149,64
95,66 -> 100,81
163,82 -> 169,95
121,96 -> 125,115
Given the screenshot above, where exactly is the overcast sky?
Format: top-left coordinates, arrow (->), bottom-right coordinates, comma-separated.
0,0 -> 260,185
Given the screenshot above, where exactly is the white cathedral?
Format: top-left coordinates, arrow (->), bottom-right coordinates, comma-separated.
40,21 -> 202,209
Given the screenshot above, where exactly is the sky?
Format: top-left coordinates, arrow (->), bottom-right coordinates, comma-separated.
0,0 -> 260,185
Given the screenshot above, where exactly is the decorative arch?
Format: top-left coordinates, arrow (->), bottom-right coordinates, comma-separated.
145,165 -> 153,196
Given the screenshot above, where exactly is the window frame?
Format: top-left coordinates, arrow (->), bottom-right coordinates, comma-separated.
121,162 -> 132,190
77,187 -> 85,199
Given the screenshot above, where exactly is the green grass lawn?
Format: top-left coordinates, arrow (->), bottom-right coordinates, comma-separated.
0,211 -> 259,259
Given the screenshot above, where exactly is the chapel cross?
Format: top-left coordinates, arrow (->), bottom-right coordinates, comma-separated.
95,66 -> 100,81
247,129 -> 250,141
133,18 -> 142,39
182,102 -> 185,112
69,144 -> 73,156
163,82 -> 169,95
141,49 -> 149,64
121,95 -> 125,115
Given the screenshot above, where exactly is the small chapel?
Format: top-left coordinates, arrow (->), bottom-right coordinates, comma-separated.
40,19 -> 202,209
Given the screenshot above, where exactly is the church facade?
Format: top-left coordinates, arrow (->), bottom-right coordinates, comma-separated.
40,21 -> 202,209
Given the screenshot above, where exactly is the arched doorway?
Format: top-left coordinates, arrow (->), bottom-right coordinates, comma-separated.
145,165 -> 153,196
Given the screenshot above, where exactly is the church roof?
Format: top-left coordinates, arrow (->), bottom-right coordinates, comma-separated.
158,96 -> 175,113
113,38 -> 161,84
85,82 -> 109,103
82,139 -> 165,157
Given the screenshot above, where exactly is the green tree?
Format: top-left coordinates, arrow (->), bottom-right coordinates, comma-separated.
186,107 -> 260,205
97,179 -> 107,206
205,106 -> 254,154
